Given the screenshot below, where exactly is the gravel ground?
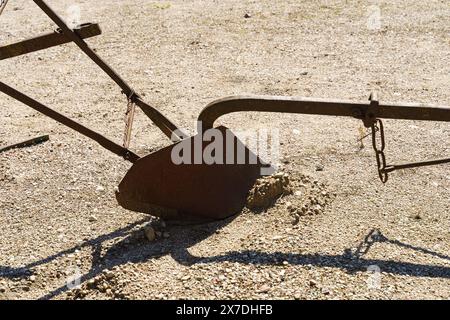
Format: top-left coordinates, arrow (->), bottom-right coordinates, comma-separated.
1,0 -> 449,300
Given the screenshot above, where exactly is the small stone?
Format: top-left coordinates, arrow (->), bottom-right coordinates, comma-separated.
89,215 -> 97,222
144,226 -> 156,241
258,284 -> 270,293
244,13 -> 251,18
309,280 -> 317,287
291,214 -> 300,225
316,165 -> 324,171
286,201 -> 293,211
29,275 -> 36,282
322,288 -> 331,295
96,185 -> 105,192
105,270 -> 114,280
313,205 -> 322,215
181,275 -> 191,281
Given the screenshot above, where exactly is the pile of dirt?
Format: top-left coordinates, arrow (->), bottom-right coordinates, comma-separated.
245,171 -> 334,227
246,173 -> 292,209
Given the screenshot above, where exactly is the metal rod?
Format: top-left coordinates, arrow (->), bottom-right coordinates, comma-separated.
0,135 -> 49,154
384,158 -> 450,173
0,0 -> 9,15
198,95 -> 450,129
0,23 -> 102,60
0,81 -> 140,163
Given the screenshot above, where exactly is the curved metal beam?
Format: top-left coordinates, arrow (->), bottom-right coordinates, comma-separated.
198,95 -> 450,130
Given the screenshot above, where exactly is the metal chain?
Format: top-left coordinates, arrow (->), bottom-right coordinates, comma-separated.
371,119 -> 389,183
370,118 -> 450,182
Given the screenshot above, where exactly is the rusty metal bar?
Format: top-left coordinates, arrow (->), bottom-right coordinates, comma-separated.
383,158 -> 450,173
0,135 -> 49,154
0,0 -> 9,16
198,95 -> 450,129
0,81 -> 140,163
0,23 -> 102,60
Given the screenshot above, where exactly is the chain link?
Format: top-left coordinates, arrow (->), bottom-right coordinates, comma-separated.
371,119 -> 389,183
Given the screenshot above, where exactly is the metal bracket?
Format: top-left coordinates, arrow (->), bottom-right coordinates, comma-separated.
364,91 -> 379,128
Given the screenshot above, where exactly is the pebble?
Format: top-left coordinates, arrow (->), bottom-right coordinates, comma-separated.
181,275 -> 191,281
89,215 -> 97,222
291,214 -> 300,225
96,185 -> 105,192
258,285 -> 270,293
286,201 -> 293,211
105,270 -> 115,280
144,226 -> 156,242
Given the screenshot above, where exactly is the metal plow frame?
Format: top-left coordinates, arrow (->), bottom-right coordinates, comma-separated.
1,0 -> 449,222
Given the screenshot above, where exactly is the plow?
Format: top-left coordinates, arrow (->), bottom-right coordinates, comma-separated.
1,0 -> 449,223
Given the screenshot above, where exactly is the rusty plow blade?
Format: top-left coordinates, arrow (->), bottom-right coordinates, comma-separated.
116,127 -> 272,223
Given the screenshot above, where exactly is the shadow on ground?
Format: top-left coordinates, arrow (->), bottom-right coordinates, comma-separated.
1,218 -> 449,300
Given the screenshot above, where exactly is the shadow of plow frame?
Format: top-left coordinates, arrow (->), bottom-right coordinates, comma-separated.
1,223 -> 449,300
